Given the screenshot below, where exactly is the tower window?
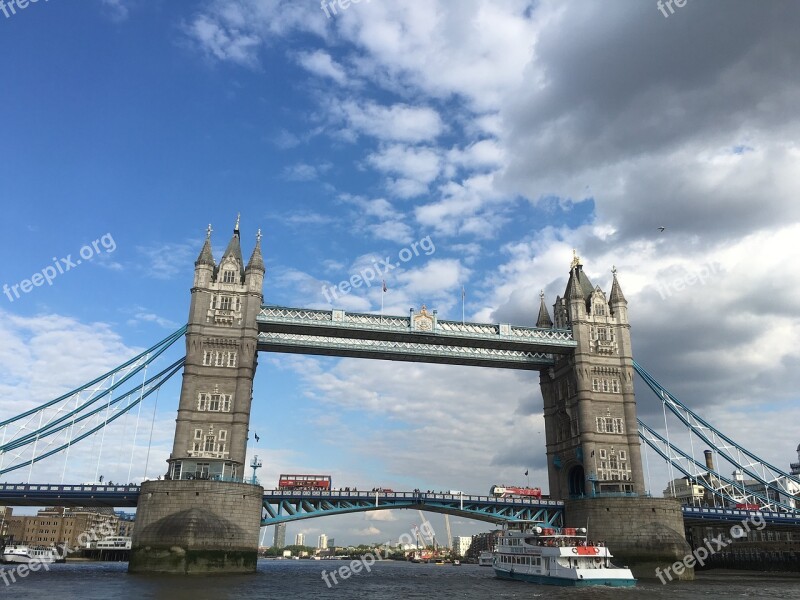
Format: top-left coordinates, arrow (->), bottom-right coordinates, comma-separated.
197,392 -> 232,412
223,270 -> 236,284
595,304 -> 605,316
194,429 -> 202,440
219,296 -> 232,310
592,378 -> 600,392
227,352 -> 237,367
611,379 -> 620,393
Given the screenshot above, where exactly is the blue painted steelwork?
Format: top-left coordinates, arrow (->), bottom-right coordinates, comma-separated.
637,419 -> 797,512
0,358 -> 185,476
634,361 -> 800,501
0,482 -> 140,508
681,506 -> 800,526
261,489 -> 564,527
0,327 -> 187,477
0,326 -> 186,430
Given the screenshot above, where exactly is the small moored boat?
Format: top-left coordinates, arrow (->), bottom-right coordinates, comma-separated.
1,544 -> 62,565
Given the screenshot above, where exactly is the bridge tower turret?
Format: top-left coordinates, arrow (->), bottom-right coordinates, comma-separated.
541,253 -> 645,500
130,218 -> 265,575
166,217 -> 264,483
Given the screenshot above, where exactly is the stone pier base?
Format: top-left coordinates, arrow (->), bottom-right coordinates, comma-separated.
129,480 -> 264,574
564,496 -> 693,581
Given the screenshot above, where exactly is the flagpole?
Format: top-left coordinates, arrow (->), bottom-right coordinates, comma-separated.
461,286 -> 465,325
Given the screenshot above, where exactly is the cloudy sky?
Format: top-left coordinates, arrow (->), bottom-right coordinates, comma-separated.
1,0 -> 799,546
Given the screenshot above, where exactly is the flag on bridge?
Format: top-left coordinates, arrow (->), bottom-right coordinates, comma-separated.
255,433 -> 260,443
382,279 -> 388,292
524,469 -> 529,476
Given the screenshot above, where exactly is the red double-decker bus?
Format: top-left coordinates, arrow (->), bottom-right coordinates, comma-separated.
278,474 -> 332,491
490,485 -> 543,499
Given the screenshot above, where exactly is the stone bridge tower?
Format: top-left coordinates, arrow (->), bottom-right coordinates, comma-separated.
539,253 -> 645,500
130,219 -> 265,575
540,253 -> 691,580
166,218 -> 264,482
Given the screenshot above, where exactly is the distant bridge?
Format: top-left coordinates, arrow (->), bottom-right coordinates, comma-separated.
260,489 -> 564,526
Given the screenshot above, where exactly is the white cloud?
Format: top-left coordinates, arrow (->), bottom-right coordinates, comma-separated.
367,145 -> 441,184
296,50 -> 347,85
339,101 -> 444,143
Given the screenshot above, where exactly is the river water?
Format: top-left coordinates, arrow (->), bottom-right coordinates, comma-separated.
3,559 -> 799,599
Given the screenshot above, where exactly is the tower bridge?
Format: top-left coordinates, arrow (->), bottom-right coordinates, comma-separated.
1,219 -> 797,578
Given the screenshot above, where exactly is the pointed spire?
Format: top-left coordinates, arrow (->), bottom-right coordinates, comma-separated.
609,265 -> 627,304
221,215 -> 245,281
246,228 -> 265,273
195,223 -> 216,267
565,268 -> 584,300
536,290 -> 553,328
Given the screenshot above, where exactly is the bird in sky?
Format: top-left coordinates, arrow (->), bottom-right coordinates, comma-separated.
658,226 -> 666,232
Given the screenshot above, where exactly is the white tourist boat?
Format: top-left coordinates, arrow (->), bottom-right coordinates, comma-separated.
478,550 -> 494,566
94,536 -> 132,550
493,522 -> 636,587
1,544 -> 62,564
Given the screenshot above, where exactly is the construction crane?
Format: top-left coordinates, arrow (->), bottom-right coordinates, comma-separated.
444,515 -> 453,551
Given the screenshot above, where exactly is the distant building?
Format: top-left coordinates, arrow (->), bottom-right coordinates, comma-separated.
327,538 -> 335,549
452,536 -> 472,557
4,506 -> 122,548
465,531 -> 500,559
662,477 -> 705,504
0,507 -> 11,538
782,443 -> 800,509
318,533 -> 328,550
295,533 -> 305,546
273,523 -> 287,549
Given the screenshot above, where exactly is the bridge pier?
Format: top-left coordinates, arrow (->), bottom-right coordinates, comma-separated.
564,496 -> 693,581
129,480 -> 263,574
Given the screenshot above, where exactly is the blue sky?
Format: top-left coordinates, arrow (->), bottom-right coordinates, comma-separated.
2,0 -> 800,546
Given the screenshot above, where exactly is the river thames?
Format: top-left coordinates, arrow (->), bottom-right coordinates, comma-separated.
3,560 -> 799,599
